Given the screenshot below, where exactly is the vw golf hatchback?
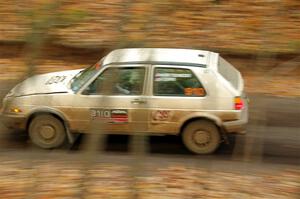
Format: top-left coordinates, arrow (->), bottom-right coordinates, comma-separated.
1,48 -> 248,154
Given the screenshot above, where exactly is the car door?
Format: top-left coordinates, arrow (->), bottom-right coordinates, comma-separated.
147,65 -> 207,134
71,65 -> 149,134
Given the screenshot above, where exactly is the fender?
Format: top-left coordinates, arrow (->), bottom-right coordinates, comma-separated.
26,106 -> 75,144
178,112 -> 229,143
179,112 -> 223,129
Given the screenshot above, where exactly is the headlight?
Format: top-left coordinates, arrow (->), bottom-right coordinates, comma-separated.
10,108 -> 22,113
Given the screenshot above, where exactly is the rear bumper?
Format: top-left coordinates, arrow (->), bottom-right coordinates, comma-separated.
223,104 -> 248,134
223,119 -> 247,134
0,111 -> 27,130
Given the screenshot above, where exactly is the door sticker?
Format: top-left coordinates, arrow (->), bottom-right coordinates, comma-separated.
152,110 -> 172,121
154,73 -> 192,82
90,109 -> 128,123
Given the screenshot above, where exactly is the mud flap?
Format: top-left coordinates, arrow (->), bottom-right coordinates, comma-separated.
66,127 -> 74,144
220,128 -> 229,144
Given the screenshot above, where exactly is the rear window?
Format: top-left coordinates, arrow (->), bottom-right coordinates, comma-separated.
218,57 -> 240,90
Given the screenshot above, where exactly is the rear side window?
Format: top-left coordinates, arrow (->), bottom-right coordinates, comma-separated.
218,57 -> 240,89
153,68 -> 206,97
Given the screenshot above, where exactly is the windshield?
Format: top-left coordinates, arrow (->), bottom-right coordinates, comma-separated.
70,60 -> 103,92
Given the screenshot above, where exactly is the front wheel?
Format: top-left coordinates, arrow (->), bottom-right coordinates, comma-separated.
28,115 -> 66,149
182,120 -> 221,154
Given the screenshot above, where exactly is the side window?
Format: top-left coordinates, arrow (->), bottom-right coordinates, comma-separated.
153,68 -> 206,97
83,67 -> 145,95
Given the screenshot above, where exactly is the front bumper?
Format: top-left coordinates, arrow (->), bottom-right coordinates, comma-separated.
0,110 -> 27,130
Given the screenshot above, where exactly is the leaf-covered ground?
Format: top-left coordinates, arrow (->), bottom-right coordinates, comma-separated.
0,159 -> 299,199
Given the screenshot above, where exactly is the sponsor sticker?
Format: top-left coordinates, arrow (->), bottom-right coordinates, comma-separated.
90,109 -> 128,123
154,77 -> 176,82
152,110 -> 172,121
155,73 -> 192,78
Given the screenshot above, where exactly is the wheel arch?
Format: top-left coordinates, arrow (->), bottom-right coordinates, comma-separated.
180,117 -> 218,134
26,107 -> 74,143
179,114 -> 228,143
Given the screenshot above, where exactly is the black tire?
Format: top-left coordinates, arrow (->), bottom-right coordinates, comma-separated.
28,115 -> 66,149
182,120 -> 221,154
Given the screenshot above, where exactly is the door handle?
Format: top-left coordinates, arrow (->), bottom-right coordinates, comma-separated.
131,98 -> 147,104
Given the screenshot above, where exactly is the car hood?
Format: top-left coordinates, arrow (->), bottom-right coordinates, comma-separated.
9,69 -> 83,97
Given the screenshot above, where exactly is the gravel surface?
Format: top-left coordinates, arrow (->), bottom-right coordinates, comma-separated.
0,158 -> 299,199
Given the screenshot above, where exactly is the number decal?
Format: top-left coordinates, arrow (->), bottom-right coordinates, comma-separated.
90,109 -> 128,123
45,76 -> 67,85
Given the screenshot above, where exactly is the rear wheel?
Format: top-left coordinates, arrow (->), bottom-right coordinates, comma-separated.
182,120 -> 221,154
29,115 -> 66,149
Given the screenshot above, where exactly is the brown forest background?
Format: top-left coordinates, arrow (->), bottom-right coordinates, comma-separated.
0,0 -> 299,96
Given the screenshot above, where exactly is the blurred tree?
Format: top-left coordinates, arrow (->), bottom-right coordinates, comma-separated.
20,0 -> 87,77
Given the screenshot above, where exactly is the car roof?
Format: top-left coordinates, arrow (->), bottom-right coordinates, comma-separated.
102,48 -> 218,68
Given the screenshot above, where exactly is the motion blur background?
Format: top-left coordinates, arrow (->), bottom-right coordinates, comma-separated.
0,1 -> 299,198
0,0 -> 299,96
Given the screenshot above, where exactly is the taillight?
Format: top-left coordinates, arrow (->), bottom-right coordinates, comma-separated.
234,96 -> 244,110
